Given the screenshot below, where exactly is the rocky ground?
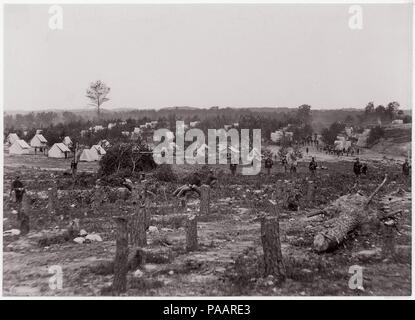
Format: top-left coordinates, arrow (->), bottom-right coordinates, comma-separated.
2,148 -> 412,296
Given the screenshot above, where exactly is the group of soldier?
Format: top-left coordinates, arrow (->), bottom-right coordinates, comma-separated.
8,150 -> 412,208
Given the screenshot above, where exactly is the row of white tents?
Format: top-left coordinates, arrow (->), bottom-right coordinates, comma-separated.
6,132 -> 108,162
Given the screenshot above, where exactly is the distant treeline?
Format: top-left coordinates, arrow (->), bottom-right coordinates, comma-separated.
3,103 -> 410,148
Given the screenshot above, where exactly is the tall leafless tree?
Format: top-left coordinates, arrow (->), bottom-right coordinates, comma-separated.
86,80 -> 110,118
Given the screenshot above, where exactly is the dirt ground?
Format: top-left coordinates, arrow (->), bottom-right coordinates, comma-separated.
2,146 -> 412,296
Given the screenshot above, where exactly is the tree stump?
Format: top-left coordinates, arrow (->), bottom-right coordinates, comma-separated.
307,181 -> 315,205
131,185 -> 141,204
19,193 -> 31,235
112,216 -> 129,295
129,207 -> 147,247
200,185 -> 210,215
47,183 -> 58,215
92,186 -> 104,215
261,213 -> 286,281
381,222 -> 396,258
186,215 -> 198,251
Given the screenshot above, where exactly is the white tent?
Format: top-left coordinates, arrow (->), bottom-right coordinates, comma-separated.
30,134 -> 47,148
99,139 -> 111,148
63,136 -> 72,146
48,143 -> 71,158
92,145 -> 107,155
7,133 -> 19,145
9,140 -> 31,155
246,148 -> 262,162
79,149 -> 99,162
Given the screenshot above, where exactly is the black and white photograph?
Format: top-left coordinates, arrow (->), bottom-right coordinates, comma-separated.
1,1 -> 413,300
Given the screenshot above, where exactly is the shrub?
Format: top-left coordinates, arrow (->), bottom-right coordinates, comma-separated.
99,142 -> 156,176
153,164 -> 177,182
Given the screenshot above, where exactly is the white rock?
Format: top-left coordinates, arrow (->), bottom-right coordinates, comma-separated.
168,270 -> 175,275
85,234 -> 103,242
73,237 -> 86,244
79,229 -> 88,236
11,210 -> 18,215
4,229 -> 21,236
148,226 -> 158,233
161,228 -> 174,232
134,269 -> 144,278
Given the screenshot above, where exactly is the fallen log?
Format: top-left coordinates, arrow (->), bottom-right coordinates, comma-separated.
313,175 -> 387,253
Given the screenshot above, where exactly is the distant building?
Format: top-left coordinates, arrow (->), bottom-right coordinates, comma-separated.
392,119 -> 403,125
93,125 -> 104,132
270,131 -> 284,143
345,127 -> 353,137
9,140 -> 31,155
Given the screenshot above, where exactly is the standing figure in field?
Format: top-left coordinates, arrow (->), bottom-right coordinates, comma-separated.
306,147 -> 309,155
309,157 -> 317,176
290,157 -> 298,174
70,160 -> 78,177
402,158 -> 411,176
205,169 -> 218,187
281,156 -> 288,173
353,158 -> 362,178
264,156 -> 274,175
10,176 -> 25,204
230,163 -> 237,176
361,163 -> 368,175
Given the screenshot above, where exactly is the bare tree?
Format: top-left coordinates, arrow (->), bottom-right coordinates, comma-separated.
86,80 -> 110,118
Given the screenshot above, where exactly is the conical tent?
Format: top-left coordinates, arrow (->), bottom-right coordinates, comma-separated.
79,149 -> 98,162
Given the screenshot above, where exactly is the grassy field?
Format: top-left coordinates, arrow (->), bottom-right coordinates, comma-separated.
2,147 -> 412,296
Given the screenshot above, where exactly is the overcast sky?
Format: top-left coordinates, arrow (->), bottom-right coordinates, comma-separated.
4,4 -> 413,111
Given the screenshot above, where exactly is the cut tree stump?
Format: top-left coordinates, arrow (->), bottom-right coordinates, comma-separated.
261,217 -> 286,281
200,185 -> 210,215
381,222 -> 396,258
261,205 -> 286,281
307,181 -> 315,205
129,207 -> 147,247
47,183 -> 58,215
112,216 -> 129,294
186,214 -> 198,251
19,193 -> 31,235
313,175 -> 387,253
